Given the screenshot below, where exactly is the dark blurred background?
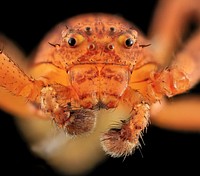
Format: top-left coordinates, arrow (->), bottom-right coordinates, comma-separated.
0,0 -> 200,175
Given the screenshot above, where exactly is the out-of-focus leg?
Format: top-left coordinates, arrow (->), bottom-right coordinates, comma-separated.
149,0 -> 200,65
170,30 -> 200,88
0,35 -> 43,118
151,30 -> 200,131
151,96 -> 200,131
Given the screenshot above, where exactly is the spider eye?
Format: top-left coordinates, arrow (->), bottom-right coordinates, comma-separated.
125,38 -> 134,48
118,34 -> 136,49
68,37 -> 76,47
64,33 -> 85,47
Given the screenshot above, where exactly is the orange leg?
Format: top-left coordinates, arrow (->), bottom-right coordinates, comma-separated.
148,0 -> 200,131
0,51 -> 43,101
39,84 -> 97,135
149,0 -> 200,66
151,30 -> 200,131
0,36 -> 44,119
101,88 -> 150,157
151,95 -> 200,131
0,43 -> 97,134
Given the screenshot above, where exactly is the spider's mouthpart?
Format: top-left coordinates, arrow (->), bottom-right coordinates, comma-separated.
64,109 -> 97,135
94,101 -> 108,110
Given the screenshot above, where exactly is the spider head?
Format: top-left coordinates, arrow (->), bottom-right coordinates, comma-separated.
57,13 -> 143,71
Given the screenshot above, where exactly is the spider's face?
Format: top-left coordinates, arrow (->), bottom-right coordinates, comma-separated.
46,14 -> 144,108
58,13 -> 141,71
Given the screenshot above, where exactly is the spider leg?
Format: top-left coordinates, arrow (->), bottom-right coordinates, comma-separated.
129,34 -> 200,132
0,51 -> 43,101
148,0 -> 200,131
151,95 -> 200,131
0,35 -> 45,118
39,84 -> 97,135
101,88 -> 150,157
151,29 -> 200,131
170,29 -> 200,88
149,0 -> 200,66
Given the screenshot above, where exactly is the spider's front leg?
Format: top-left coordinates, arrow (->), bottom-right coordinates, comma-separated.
39,84 -> 97,135
147,67 -> 190,101
101,87 -> 150,157
100,57 -> 191,157
0,51 -> 96,135
0,51 -> 43,101
148,0 -> 200,132
150,30 -> 200,131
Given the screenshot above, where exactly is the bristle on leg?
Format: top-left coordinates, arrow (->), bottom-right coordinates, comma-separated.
101,102 -> 150,157
101,127 -> 139,157
64,109 -> 97,136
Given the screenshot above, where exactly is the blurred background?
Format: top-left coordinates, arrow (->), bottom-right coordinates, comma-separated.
0,0 -> 200,175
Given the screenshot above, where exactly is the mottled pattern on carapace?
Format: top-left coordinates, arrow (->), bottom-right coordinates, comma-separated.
33,14 -> 150,108
69,64 -> 130,108
33,14 -> 148,69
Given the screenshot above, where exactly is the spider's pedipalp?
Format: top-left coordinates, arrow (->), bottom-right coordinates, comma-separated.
100,89 -> 150,157
64,109 -> 97,135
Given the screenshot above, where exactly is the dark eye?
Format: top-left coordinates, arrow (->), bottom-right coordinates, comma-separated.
118,35 -> 136,48
125,38 -> 134,48
68,37 -> 77,47
65,34 -> 85,47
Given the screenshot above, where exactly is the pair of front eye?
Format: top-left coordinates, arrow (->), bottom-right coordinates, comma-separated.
66,35 -> 136,48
